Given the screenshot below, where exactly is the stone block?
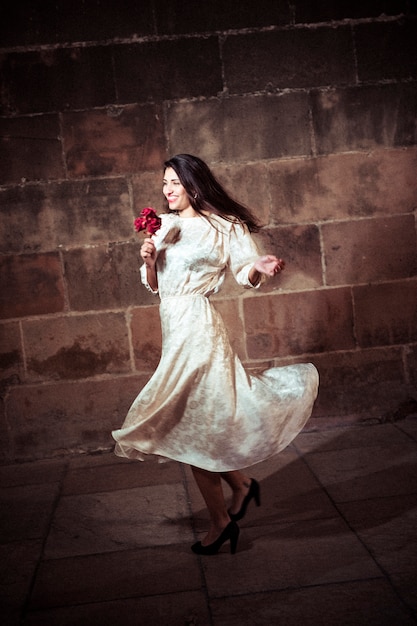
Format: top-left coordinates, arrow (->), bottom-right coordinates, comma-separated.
131,171 -> 166,215
212,161 -> 270,226
255,225 -> 323,291
64,242 -> 156,311
0,253 -> 65,320
0,178 -> 132,255
0,47 -> 115,115
167,94 -> 311,162
62,104 -> 166,177
312,83 -> 417,153
57,0 -> 155,43
223,27 -> 354,93
354,279 -> 417,348
0,322 -> 23,385
0,0 -> 154,46
154,0 -> 291,33
0,115 -> 64,184
130,306 -> 162,371
114,38 -> 222,103
268,148 -> 417,223
406,345 -> 417,389
295,0 -> 407,22
322,215 -> 417,286
6,375 -> 150,461
355,18 -> 417,81
243,287 -> 355,358
23,312 -> 131,382
308,347 -> 407,418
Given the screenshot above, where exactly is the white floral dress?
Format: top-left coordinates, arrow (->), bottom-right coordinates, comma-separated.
112,213 -> 319,471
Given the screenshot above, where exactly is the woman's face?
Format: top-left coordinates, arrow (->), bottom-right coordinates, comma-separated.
163,167 -> 192,214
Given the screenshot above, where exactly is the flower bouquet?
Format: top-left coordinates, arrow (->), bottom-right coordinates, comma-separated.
134,207 -> 161,236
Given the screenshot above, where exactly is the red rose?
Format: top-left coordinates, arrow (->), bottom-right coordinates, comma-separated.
134,207 -> 162,235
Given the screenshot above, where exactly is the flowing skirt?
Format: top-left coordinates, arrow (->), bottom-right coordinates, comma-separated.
112,294 -> 319,471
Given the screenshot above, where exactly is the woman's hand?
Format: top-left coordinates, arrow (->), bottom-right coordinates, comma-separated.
254,255 -> 285,277
140,237 -> 157,267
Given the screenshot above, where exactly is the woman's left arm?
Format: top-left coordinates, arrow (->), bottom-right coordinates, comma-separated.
249,255 -> 285,286
229,222 -> 285,288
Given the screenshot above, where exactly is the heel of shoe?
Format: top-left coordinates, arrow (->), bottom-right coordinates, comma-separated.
191,521 -> 240,556
229,523 -> 240,554
253,480 -> 261,507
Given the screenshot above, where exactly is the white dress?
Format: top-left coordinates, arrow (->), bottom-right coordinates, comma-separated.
112,213 -> 319,472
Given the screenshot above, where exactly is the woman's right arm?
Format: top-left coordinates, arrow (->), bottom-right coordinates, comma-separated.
140,237 -> 158,292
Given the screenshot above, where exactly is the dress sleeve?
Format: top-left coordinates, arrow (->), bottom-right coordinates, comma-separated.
140,264 -> 159,294
228,222 -> 265,289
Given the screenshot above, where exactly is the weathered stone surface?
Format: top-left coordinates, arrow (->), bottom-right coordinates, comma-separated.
0,253 -> 65,320
354,279 -> 417,348
0,322 -> 23,385
255,225 -> 323,291
295,0 -> 407,22
114,38 -> 222,103
64,242 -> 155,312
244,288 -> 355,358
0,0 -> 155,46
406,344 -> 417,389
0,115 -> 64,185
0,178 -> 132,254
23,313 -> 131,381
312,83 -> 417,153
131,171 -> 166,215
6,375 -> 150,460
308,347 -> 408,418
223,27 -> 355,93
268,148 -> 417,223
130,306 -> 162,371
0,47 -> 115,115
63,104 -> 166,177
355,18 -> 417,81
167,94 -> 311,162
322,215 -> 417,286
154,0 -> 291,33
212,161 -> 270,226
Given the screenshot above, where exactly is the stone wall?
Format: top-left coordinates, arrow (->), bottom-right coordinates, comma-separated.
1,0 -> 416,462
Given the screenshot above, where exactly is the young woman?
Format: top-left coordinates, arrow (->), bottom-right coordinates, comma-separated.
112,154 -> 319,555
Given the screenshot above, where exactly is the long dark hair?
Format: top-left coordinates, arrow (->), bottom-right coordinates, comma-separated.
163,154 -> 261,233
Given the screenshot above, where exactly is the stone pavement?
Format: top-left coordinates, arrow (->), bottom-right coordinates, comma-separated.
1,418 -> 417,626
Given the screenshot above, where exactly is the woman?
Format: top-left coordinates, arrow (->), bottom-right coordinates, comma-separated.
112,154 -> 319,555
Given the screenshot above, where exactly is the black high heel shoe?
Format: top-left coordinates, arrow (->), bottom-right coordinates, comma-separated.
229,478 -> 261,522
191,521 -> 240,555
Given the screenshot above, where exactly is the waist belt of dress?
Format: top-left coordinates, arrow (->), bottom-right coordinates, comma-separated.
160,294 -> 209,301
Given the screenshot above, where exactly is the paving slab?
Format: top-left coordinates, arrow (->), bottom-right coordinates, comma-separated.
30,545 -> 202,609
300,443 -> 417,502
210,579 -> 416,626
25,590 -> 211,626
198,518 -> 382,597
1,420 -> 416,625
43,483 -> 194,559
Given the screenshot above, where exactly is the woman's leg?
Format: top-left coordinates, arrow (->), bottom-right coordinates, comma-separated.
191,466 -> 231,545
220,470 -> 252,515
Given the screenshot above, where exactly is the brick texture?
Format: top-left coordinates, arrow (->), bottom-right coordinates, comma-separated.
0,115 -> 64,185
322,215 -> 417,286
223,27 -> 355,93
244,288 -> 355,358
0,178 -> 132,254
63,105 -> 167,177
0,253 -> 65,320
167,94 -> 311,162
23,313 -> 131,381
1,3 -> 416,460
